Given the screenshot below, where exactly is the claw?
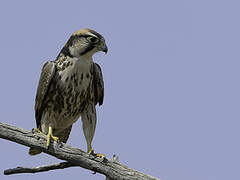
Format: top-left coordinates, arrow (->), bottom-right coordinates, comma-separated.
88,147 -> 105,158
32,128 -> 42,134
95,153 -> 105,158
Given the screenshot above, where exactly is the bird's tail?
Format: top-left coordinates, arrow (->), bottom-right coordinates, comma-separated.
28,147 -> 42,156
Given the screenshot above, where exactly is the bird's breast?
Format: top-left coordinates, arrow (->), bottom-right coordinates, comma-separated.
47,58 -> 94,129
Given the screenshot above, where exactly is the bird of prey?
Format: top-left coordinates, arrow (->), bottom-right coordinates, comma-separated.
29,28 -> 107,157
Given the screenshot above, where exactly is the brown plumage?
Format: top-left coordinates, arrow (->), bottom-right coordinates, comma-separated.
29,28 -> 107,155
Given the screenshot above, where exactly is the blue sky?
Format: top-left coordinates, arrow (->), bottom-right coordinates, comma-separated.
0,0 -> 239,180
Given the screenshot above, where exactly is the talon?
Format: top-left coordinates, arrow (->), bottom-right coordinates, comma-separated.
32,128 -> 42,134
87,147 -> 105,158
46,126 -> 59,148
95,153 -> 105,158
51,136 -> 59,142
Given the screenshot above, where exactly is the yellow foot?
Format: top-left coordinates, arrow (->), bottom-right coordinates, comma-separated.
88,148 -> 105,158
46,126 -> 59,148
95,153 -> 105,158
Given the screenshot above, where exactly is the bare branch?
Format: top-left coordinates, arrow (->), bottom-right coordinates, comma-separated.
0,122 -> 160,180
4,162 -> 77,175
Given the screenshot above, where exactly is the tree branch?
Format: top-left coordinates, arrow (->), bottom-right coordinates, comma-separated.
0,122 -> 160,180
4,162 -> 77,175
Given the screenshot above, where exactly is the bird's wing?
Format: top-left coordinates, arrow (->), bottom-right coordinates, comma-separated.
35,61 -> 56,128
92,63 -> 104,106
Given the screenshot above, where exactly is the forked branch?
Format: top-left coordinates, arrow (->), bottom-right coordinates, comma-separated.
0,122 -> 160,180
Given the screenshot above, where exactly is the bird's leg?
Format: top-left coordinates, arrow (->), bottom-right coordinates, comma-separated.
82,103 -> 105,158
46,126 -> 59,147
87,144 -> 93,154
87,144 -> 105,158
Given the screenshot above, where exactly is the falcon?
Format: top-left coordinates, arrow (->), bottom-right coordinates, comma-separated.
29,28 -> 107,157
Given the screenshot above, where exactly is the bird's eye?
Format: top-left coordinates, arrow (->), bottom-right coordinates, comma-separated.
87,36 -> 98,43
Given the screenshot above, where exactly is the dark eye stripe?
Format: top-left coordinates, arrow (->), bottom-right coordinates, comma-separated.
55,32 -> 101,59
88,36 -> 99,44
76,34 -> 98,39
88,29 -> 102,39
80,44 -> 95,56
76,34 -> 91,38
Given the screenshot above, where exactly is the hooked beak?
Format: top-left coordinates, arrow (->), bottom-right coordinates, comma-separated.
101,44 -> 108,54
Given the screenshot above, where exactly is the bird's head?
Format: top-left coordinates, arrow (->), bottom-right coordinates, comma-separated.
57,28 -> 108,59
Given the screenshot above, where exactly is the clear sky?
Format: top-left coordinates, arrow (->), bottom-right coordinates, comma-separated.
0,0 -> 239,180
